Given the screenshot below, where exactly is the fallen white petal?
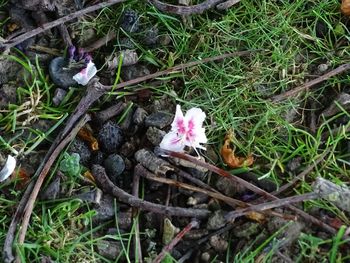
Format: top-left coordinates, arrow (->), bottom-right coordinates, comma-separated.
0,155 -> 16,182
73,61 -> 97,86
159,132 -> 186,152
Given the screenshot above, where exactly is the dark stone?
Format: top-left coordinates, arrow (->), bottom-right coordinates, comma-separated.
92,151 -> 105,165
93,194 -> 115,222
121,64 -> 151,81
52,88 -> 67,106
146,127 -> 166,146
142,26 -> 159,46
104,154 -> 125,178
206,210 -> 226,230
215,176 -> 245,197
145,111 -> 174,129
96,240 -> 122,260
69,138 -> 91,166
49,57 -> 79,88
120,9 -> 140,33
316,20 -> 328,38
133,107 -> 148,125
98,121 -> 124,153
40,176 -> 60,200
0,84 -> 17,108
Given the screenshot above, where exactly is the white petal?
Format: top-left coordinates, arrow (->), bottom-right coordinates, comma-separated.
159,132 -> 185,152
73,61 -> 97,86
0,155 -> 16,182
171,105 -> 186,134
184,107 -> 206,130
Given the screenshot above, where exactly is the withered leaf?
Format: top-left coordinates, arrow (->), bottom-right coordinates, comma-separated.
220,130 -> 254,168
341,0 -> 350,16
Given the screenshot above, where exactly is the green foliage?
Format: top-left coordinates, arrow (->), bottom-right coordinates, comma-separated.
59,152 -> 81,177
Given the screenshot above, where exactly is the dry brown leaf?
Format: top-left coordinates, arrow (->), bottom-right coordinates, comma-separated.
341,0 -> 350,15
220,130 -> 254,168
77,126 -> 99,151
83,170 -> 95,184
11,168 -> 31,190
246,211 -> 266,223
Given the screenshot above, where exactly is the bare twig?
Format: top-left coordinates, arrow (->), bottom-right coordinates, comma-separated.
152,220 -> 199,263
17,115 -> 91,245
216,0 -> 241,10
149,0 -> 223,15
93,164 -> 210,218
103,50 -> 256,90
271,63 -> 350,102
136,164 -> 245,208
225,192 -> 319,221
162,150 -> 337,234
83,31 -> 116,53
272,149 -> 330,196
0,0 -> 126,51
132,170 -> 143,263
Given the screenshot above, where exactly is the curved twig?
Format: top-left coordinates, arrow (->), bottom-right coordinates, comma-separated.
93,164 -> 210,218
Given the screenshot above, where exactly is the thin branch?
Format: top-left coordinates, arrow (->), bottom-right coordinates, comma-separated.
17,115 -> 91,246
271,63 -> 350,102
149,0 -> 224,15
162,150 -> 337,234
83,31 -> 116,53
102,50 -> 257,90
225,192 -> 319,221
0,0 -> 126,51
132,170 -> 143,263
152,220 -> 199,263
272,149 -> 330,196
136,164 -> 245,208
93,164 -> 210,218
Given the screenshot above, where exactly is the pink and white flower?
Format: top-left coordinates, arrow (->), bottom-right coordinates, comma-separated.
160,105 -> 207,152
73,60 -> 97,86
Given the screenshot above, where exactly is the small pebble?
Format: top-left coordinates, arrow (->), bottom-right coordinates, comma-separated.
98,121 -> 124,153
142,26 -> 159,46
209,235 -> 228,253
121,64 -> 151,81
52,88 -> 67,106
145,111 -> 174,129
133,107 -> 148,125
91,151 -> 105,165
120,9 -> 140,33
215,176 -> 245,197
49,57 -> 79,88
207,210 -> 226,230
40,176 -> 61,200
104,154 -> 125,178
146,127 -> 166,146
317,63 -> 328,73
69,138 -> 92,166
96,240 -> 122,260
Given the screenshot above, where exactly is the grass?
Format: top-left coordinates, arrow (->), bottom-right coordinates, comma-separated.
0,0 -> 350,262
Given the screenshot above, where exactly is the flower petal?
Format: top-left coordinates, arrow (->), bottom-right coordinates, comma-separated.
73,61 -> 97,86
0,155 -> 16,182
171,105 -> 186,135
159,132 -> 185,152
